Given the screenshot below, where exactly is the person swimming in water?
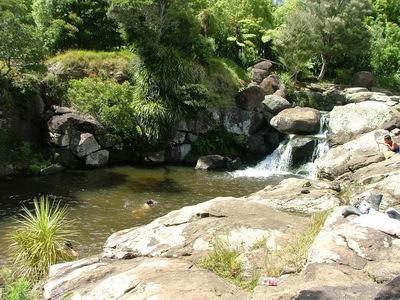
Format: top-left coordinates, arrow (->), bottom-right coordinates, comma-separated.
132,199 -> 158,219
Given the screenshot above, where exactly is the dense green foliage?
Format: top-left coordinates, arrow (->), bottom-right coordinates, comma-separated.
274,0 -> 372,80
0,0 -> 43,77
1,0 -> 400,154
367,0 -> 400,90
67,78 -> 139,140
32,0 -> 122,53
9,196 -> 76,279
0,129 -> 48,174
193,130 -> 248,157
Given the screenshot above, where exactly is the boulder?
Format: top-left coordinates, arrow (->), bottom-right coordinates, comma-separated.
248,178 -> 340,215
52,106 -> 75,115
47,113 -> 103,135
59,149 -> 84,169
43,257 -> 247,300
254,208 -> 400,299
253,60 -> 273,72
235,86 -> 265,111
347,155 -> 400,210
371,87 -> 394,96
176,110 -> 221,134
329,101 -> 400,144
0,164 -> 17,177
346,92 -> 392,104
195,155 -> 238,171
103,197 -> 307,260
251,68 -> 269,84
249,112 -> 267,135
71,133 -> 101,158
344,87 -> 369,94
316,130 -> 389,179
262,95 -> 291,115
260,75 -> 281,95
374,275 -> 400,299
172,130 -> 187,144
291,137 -> 317,167
195,155 -> 226,170
247,129 -> 281,156
270,107 -> 321,135
223,107 -> 252,135
323,90 -> 347,109
86,150 -> 109,167
353,71 -> 375,88
40,164 -> 64,176
144,151 -> 166,164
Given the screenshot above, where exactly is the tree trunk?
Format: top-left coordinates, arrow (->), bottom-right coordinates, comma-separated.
317,54 -> 327,81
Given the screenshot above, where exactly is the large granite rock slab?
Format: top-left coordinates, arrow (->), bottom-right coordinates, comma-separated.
43,257 -> 247,300
329,101 -> 400,144
345,155 -> 400,210
316,130 -> 389,179
248,178 -> 340,215
253,208 -> 400,299
103,197 -> 307,260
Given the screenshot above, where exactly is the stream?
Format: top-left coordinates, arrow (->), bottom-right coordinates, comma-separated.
0,165 -> 282,264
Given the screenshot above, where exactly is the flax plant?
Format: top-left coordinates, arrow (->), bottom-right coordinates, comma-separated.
9,196 -> 76,280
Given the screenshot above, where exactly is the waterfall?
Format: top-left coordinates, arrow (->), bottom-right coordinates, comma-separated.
231,112 -> 330,179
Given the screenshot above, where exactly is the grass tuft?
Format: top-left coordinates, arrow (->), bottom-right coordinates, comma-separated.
9,196 -> 76,280
198,238 -> 258,290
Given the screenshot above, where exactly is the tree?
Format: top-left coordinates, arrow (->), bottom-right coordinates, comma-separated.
274,0 -> 371,80
32,0 -> 122,53
0,6 -> 42,77
273,9 -> 319,80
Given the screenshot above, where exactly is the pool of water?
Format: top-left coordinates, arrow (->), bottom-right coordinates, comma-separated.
0,165 -> 284,263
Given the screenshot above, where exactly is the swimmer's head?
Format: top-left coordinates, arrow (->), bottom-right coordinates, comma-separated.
146,199 -> 158,208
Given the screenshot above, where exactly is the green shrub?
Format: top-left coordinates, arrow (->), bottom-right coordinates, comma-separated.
193,130 -> 248,158
9,196 -> 76,280
335,68 -> 353,85
66,78 -> 139,141
46,50 -> 133,80
376,73 -> 400,93
131,46 -> 209,140
204,58 -> 249,107
45,50 -> 134,102
0,269 -> 32,300
0,129 -> 49,173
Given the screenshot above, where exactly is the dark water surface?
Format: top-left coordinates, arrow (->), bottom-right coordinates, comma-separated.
0,165 -> 283,263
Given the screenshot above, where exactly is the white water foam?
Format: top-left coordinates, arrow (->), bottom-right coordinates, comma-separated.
231,112 -> 330,179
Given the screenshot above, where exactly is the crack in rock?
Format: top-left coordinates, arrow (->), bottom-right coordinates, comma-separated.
164,213 -> 227,227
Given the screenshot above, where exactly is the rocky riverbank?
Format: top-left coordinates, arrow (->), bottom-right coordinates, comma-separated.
42,69 -> 400,299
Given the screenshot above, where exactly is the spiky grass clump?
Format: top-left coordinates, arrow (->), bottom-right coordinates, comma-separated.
9,196 -> 76,280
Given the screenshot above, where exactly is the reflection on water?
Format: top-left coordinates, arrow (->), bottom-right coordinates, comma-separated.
0,165 -> 282,262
